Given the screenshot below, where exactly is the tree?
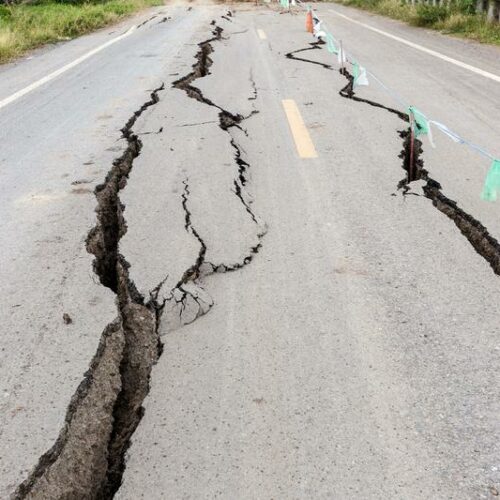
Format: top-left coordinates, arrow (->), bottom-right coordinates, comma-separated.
486,0 -> 500,21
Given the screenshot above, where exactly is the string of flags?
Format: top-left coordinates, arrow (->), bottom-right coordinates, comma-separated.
279,0 -> 500,202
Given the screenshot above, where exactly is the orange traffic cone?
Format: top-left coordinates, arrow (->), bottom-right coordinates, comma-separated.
305,10 -> 313,33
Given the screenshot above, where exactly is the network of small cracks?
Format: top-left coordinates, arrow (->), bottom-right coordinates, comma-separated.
163,21 -> 267,329
286,41 -> 500,276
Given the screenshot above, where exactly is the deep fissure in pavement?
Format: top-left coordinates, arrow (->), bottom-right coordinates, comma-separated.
14,84 -> 166,499
16,21 -> 267,498
162,22 -> 267,331
286,42 -> 500,277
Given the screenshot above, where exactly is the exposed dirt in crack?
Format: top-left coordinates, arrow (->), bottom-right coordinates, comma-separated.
13,84 -> 165,499
286,42 -> 500,277
98,302 -> 158,499
86,84 -> 163,295
423,181 -> 500,274
162,22 -> 267,333
13,320 -> 125,500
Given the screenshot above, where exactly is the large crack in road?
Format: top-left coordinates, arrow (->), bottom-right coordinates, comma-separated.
14,83 -> 166,500
13,17 -> 265,500
286,41 -> 500,277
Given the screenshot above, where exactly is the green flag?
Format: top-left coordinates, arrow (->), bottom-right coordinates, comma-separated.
481,159 -> 500,202
408,106 -> 429,137
326,33 -> 338,54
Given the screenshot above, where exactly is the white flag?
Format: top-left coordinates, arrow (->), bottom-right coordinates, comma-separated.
354,66 -> 369,87
426,121 -> 436,148
337,49 -> 347,65
313,21 -> 326,39
313,20 -> 321,36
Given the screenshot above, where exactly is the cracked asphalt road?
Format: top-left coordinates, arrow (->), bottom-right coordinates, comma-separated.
1,1 -> 500,498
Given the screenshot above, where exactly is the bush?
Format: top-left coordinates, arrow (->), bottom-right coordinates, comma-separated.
376,0 -> 413,21
454,0 -> 476,15
339,0 -> 382,8
413,4 -> 449,26
0,4 -> 11,18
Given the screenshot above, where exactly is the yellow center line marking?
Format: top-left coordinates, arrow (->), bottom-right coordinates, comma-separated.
257,29 -> 267,40
282,99 -> 318,159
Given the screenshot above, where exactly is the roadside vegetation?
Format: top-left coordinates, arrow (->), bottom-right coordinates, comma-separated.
333,0 -> 500,45
0,0 -> 162,64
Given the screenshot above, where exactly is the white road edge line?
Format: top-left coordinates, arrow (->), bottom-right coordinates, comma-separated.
329,9 -> 500,83
0,25 -> 137,111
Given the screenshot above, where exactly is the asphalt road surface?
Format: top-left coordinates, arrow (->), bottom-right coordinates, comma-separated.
1,1 -> 500,498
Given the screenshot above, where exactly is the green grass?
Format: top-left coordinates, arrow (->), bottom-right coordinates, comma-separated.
333,0 -> 500,45
0,0 -> 163,64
